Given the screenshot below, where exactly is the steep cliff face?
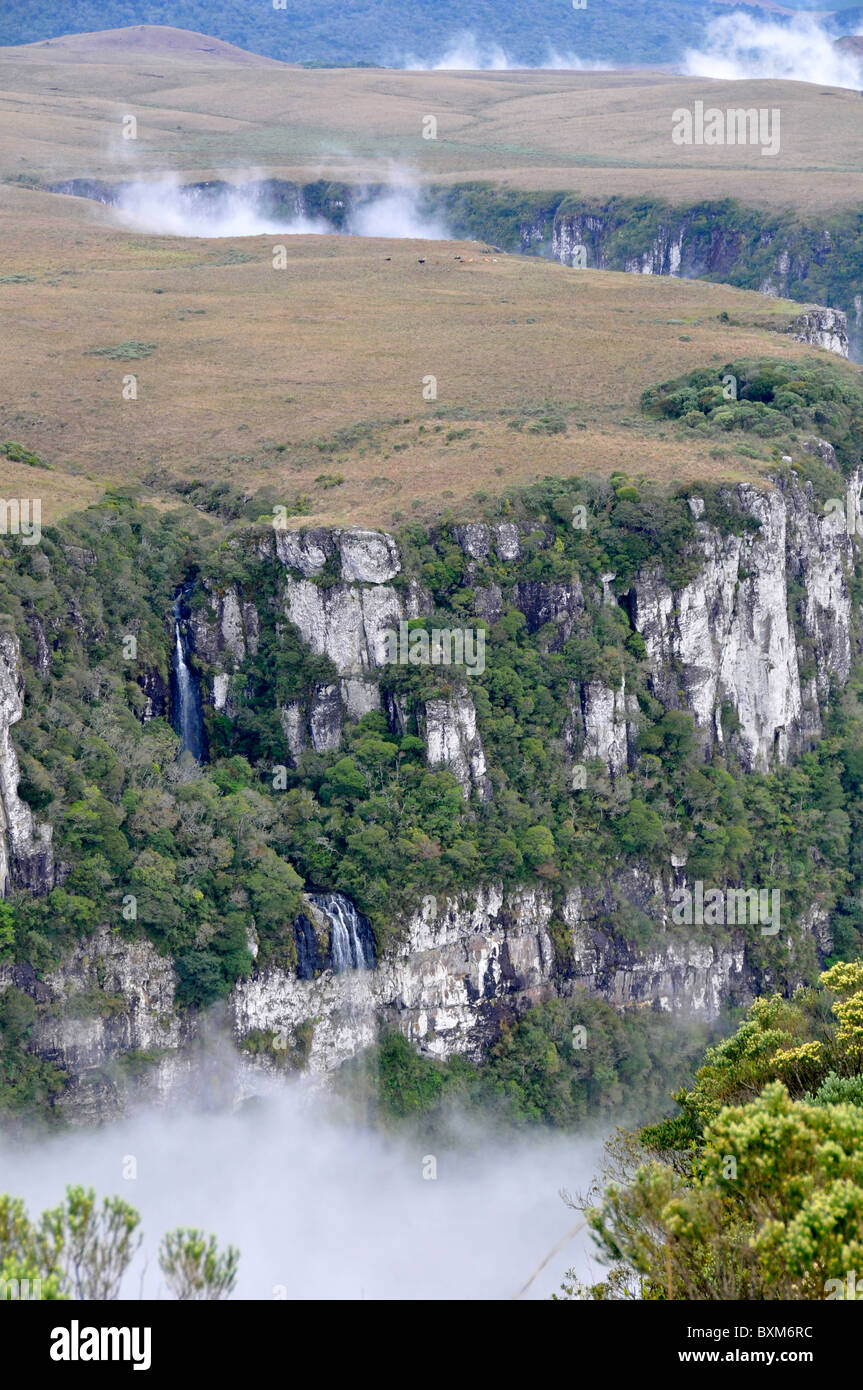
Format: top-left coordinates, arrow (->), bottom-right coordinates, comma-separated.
1,876 -> 756,1111
551,206 -> 852,357
0,928 -> 182,1119
628,470 -> 860,771
188,582 -> 259,717
232,881 -> 751,1076
187,465 -> 859,782
4,461 -> 858,1114
578,678 -> 638,778
420,686 -> 492,800
273,527 -> 428,750
791,307 -> 850,358
0,632 -> 54,896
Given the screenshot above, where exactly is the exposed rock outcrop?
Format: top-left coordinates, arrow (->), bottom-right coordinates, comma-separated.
1,863 -> 824,1114
513,578 -> 584,642
188,584 -> 259,715
628,472 -> 860,771
136,668 -> 169,722
420,685 -> 492,801
792,306 -> 849,359
579,678 -> 639,778
0,633 -> 53,896
231,882 -> 753,1076
272,525 -> 400,584
0,928 -> 181,1119
194,479 -> 859,780
188,529 -> 413,748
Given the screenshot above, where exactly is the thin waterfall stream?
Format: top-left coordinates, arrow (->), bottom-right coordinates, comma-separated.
170,590 -> 205,760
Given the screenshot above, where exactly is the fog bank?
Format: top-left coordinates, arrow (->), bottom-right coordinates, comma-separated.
0,1071 -> 606,1301
109,177 -> 451,241
682,15 -> 863,89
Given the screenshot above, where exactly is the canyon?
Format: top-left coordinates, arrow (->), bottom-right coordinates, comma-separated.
1,462 -> 854,1117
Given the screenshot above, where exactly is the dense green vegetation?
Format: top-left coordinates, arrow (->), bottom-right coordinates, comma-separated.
0,0 -> 744,66
0,499 -> 306,1016
337,996 -> 719,1132
3,355 -> 863,1120
642,353 -> 863,475
566,961 -> 863,1299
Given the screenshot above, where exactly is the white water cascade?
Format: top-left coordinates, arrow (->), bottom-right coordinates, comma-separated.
171,595 -> 204,760
311,892 -> 376,973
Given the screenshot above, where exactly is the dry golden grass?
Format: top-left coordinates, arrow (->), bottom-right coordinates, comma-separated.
1,179 -> 854,529
2,26 -> 863,212
2,27 -> 862,528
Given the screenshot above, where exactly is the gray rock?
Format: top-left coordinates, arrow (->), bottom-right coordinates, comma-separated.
337,529 -> 400,584
0,632 -> 53,896
280,701 -> 307,764
272,527 -> 336,577
493,522 -> 521,561
629,470 -> 859,770
792,306 -> 849,358
512,579 -> 584,640
309,683 -> 343,753
453,523 -> 491,560
421,685 -> 492,801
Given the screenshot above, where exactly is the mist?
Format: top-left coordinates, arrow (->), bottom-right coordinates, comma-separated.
402,33 -> 609,72
347,188 -> 450,239
682,14 -> 863,89
109,177 -> 452,241
112,179 -> 330,237
0,1061 -> 607,1301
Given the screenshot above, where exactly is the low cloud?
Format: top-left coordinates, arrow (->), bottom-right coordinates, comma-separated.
347,187 -> 450,239
112,177 -> 329,238
105,176 -> 451,241
402,32 -> 608,72
682,14 -> 863,89
0,1066 -> 606,1300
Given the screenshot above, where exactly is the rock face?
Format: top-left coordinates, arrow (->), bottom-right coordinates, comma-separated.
190,475 -> 858,781
136,669 -> 169,723
231,882 -> 752,1076
420,686 -> 492,800
188,583 -> 259,716
273,525 -> 400,584
4,468 -> 859,1113
0,928 -> 182,1119
184,529 -> 413,751
284,577 -> 402,676
3,873 -> 764,1114
628,473 -> 859,771
579,678 -> 638,778
0,633 -> 53,896
513,579 -> 584,642
792,307 -> 849,358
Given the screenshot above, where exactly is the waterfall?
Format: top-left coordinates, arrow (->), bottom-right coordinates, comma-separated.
171,592 -> 204,760
310,892 -> 376,973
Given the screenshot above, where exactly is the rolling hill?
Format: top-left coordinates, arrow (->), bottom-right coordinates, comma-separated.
2,25 -> 862,528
